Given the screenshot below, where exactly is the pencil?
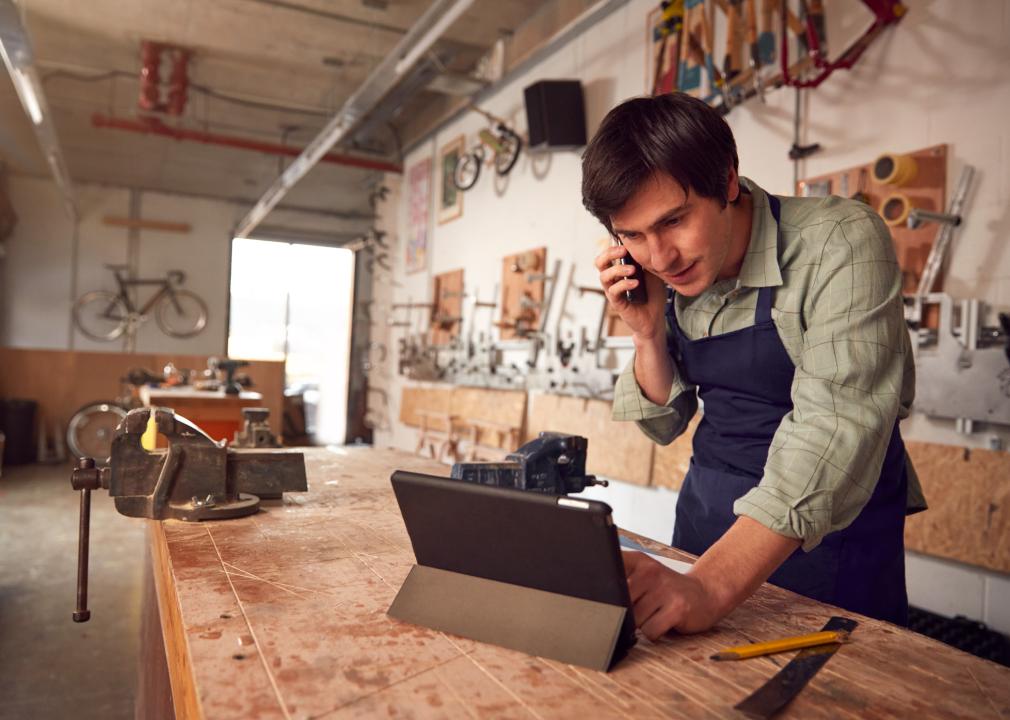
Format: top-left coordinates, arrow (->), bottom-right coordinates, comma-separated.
710,630 -> 851,661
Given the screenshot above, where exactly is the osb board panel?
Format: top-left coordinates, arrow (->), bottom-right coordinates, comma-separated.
156,446 -> 1010,719
398,385 -> 526,450
525,392 -> 654,486
0,347 -> 284,436
429,268 -> 464,346
798,144 -> 947,296
499,246 -> 546,340
905,440 -> 1010,574
450,386 -> 527,450
398,385 -> 453,431
650,414 -> 702,490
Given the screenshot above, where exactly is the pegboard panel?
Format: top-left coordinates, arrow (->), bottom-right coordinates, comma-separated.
798,144 -> 947,296
429,268 -> 464,346
904,440 -> 1010,574
499,247 -> 547,340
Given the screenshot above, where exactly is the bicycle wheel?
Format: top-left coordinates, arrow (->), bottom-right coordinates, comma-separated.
453,147 -> 483,191
494,127 -> 522,176
73,291 -> 129,341
66,402 -> 128,461
156,289 -> 209,338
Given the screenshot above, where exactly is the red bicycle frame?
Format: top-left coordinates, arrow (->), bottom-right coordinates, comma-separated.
780,0 -> 906,88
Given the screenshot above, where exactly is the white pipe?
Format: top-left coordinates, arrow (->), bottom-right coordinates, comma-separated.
235,0 -> 475,238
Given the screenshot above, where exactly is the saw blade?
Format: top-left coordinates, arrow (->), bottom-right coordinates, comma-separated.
734,616 -> 858,719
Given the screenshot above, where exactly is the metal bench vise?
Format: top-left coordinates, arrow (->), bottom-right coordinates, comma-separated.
70,407 -> 307,622
450,432 -> 607,494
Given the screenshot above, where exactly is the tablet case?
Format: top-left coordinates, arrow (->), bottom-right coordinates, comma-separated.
388,471 -> 636,671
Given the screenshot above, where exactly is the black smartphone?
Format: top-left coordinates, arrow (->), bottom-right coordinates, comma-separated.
614,239 -> 648,305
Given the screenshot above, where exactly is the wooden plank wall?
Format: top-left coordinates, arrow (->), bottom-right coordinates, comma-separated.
399,384 -> 527,450
524,392 -> 655,487
0,347 -> 285,436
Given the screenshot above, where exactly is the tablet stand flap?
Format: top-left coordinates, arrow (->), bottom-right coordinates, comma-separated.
388,564 -> 630,672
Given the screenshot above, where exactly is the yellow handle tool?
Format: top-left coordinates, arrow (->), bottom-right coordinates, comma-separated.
711,629 -> 851,661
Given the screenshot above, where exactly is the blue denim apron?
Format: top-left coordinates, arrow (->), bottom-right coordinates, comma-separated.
669,195 -> 909,625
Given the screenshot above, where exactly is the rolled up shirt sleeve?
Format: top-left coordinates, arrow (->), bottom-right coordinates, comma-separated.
734,211 -> 910,551
612,349 -> 698,445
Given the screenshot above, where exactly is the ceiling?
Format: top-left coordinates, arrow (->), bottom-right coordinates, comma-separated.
1,0 -> 545,221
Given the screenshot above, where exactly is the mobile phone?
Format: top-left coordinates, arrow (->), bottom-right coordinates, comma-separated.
614,239 -> 648,305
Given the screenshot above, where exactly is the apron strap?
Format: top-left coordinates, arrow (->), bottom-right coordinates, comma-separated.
753,194 -> 782,325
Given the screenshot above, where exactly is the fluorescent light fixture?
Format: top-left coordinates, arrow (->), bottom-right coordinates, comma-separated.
10,65 -> 42,124
394,0 -> 475,76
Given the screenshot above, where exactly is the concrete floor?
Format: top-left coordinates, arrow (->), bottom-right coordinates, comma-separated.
0,462 -> 145,720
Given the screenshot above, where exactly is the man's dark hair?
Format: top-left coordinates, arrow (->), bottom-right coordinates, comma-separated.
581,93 -> 739,234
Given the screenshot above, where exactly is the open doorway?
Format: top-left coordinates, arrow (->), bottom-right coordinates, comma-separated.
227,238 -> 355,445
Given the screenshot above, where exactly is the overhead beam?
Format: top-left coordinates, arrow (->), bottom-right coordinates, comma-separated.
398,0 -> 631,151
0,0 -> 76,221
234,0 -> 476,239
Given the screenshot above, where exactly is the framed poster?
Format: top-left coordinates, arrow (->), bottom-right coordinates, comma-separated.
406,157 -> 431,273
437,136 -> 464,225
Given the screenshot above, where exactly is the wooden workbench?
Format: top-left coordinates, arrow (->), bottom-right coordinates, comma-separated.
140,447 -> 1010,719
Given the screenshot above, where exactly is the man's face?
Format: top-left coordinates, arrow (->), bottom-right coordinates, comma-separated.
609,172 -> 738,297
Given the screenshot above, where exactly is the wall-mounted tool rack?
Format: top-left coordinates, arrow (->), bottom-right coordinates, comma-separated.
498,247 -> 547,340
798,144 -> 948,301
429,268 -> 464,346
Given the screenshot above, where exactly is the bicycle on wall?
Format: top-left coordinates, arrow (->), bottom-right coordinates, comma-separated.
73,264 -> 209,341
452,104 -> 522,192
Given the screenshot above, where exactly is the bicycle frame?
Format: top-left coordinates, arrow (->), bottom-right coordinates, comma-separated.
111,269 -> 181,316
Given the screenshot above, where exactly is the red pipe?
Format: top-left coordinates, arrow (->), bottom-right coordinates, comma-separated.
166,50 -> 190,116
91,113 -> 403,174
138,41 -> 162,112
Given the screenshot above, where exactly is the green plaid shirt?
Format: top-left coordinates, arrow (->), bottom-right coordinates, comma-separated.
612,178 -> 925,551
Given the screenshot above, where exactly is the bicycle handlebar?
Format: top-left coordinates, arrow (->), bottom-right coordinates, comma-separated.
168,270 -> 186,284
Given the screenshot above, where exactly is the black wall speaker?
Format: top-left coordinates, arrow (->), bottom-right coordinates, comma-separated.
523,80 -> 587,151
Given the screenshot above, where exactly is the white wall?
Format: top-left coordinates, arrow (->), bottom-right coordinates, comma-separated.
1,174 -> 366,356
371,0 -> 1010,633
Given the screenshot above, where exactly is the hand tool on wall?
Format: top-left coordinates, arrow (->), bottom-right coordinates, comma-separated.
723,0 -> 745,81
651,0 -> 685,95
733,616 -> 858,718
450,432 -> 608,494
70,407 -> 307,622
914,165 -> 974,306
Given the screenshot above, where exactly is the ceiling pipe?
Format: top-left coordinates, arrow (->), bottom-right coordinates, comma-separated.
0,0 -> 76,221
234,0 -> 476,238
91,114 -> 403,174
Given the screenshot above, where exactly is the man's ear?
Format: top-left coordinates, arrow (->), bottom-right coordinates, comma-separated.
727,166 -> 741,204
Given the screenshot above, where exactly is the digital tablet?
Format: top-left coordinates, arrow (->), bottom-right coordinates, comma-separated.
390,470 -> 636,665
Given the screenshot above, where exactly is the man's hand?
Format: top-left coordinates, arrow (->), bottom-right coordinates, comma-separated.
622,517 -> 802,641
594,244 -> 668,341
623,551 -> 722,639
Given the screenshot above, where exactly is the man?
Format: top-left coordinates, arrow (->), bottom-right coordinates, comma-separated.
582,93 -> 925,639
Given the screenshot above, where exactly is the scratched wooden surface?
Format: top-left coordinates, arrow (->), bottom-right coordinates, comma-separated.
153,447 -> 1010,720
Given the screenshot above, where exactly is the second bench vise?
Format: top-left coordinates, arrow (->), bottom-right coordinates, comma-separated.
450,432 -> 607,495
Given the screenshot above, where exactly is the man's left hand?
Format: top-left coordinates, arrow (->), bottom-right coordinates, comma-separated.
622,551 -> 722,640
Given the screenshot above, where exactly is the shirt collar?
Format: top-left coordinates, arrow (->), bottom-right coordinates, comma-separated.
734,177 -> 783,290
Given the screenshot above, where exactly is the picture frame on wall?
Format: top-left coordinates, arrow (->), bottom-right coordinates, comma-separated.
437,136 -> 464,225
406,156 -> 432,274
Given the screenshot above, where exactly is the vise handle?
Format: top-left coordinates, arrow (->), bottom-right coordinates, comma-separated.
71,457 -> 109,623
